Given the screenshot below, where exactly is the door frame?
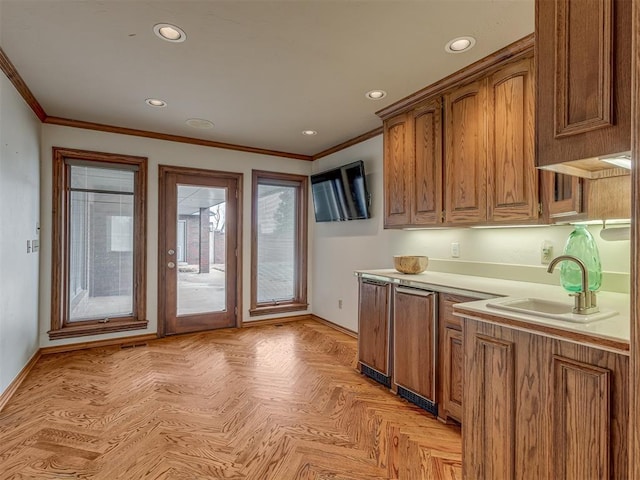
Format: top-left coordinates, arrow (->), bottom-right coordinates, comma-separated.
157,165 -> 243,337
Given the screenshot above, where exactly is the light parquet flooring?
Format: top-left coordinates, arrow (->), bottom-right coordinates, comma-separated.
0,320 -> 461,479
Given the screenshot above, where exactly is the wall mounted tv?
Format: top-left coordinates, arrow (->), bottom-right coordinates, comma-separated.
310,160 -> 371,222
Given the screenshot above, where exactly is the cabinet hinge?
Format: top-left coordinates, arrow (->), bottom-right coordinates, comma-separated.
441,210 -> 446,222
538,202 -> 543,215
235,189 -> 238,199
234,307 -> 238,315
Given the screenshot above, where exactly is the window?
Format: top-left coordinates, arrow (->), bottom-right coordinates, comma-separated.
250,170 -> 308,316
50,147 -> 148,339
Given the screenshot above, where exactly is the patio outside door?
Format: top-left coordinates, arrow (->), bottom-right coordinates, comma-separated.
159,166 -> 240,335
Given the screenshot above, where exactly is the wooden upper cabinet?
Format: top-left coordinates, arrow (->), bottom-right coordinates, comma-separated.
536,0 -> 631,167
383,100 -> 443,228
381,37 -> 537,227
542,171 -> 583,219
487,58 -> 538,222
444,79 -> 487,224
542,169 -> 631,222
411,99 -> 443,225
383,113 -> 412,227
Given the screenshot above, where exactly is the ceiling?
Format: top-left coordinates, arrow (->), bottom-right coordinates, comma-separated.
177,185 -> 226,216
0,0 -> 534,158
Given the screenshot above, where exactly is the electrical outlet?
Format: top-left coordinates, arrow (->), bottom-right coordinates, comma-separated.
338,299 -> 343,309
32,239 -> 39,253
541,240 -> 553,264
451,242 -> 460,258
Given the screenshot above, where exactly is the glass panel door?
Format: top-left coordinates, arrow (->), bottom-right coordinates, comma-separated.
159,167 -> 239,336
176,185 -> 227,316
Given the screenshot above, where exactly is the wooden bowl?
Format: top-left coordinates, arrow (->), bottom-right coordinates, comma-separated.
393,255 -> 428,274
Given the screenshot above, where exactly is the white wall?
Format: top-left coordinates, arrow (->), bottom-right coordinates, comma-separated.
0,73 -> 41,394
39,124 -> 313,348
35,125 -> 633,345
312,135 -> 631,332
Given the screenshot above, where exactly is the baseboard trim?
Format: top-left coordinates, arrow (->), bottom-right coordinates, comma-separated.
0,349 -> 42,413
241,314 -> 312,328
40,333 -> 159,355
311,314 -> 358,338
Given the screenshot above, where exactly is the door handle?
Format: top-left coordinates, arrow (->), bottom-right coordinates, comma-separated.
167,262 -> 176,269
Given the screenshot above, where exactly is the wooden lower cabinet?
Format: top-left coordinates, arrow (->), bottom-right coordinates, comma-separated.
463,318 -> 628,479
357,279 -> 392,384
438,294 -> 474,423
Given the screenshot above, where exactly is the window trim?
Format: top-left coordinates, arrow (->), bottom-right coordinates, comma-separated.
250,170 -> 308,316
50,147 -> 148,339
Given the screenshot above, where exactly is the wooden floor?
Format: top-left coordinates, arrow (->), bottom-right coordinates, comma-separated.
0,320 -> 462,479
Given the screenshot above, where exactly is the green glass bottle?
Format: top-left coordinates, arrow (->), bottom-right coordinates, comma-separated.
560,225 -> 602,292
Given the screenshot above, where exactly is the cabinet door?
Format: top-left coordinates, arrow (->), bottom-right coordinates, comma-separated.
487,58 -> 538,222
550,341 -> 629,480
536,0 -> 631,167
357,280 -> 391,375
464,320 -> 545,479
463,318 -> 629,479
393,288 -> 436,401
542,171 -> 583,219
411,99 -> 443,225
438,293 -> 473,423
442,327 -> 463,422
444,79 -> 487,224
384,113 -> 412,227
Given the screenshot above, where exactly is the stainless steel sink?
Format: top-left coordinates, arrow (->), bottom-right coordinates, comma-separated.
486,297 -> 618,323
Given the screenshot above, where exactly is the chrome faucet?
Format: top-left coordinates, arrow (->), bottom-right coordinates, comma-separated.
547,255 -> 599,314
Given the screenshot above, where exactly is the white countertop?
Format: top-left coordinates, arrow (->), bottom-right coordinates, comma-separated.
355,269 -> 630,352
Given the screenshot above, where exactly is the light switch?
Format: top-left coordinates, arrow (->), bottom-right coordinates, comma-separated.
26,240 -> 31,253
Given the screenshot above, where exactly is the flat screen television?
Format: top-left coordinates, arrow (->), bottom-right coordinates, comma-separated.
310,160 -> 371,222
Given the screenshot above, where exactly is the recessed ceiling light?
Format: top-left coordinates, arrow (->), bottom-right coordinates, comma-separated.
445,36 -> 476,53
366,90 -> 387,100
145,98 -> 167,107
302,130 -> 317,136
186,118 -> 215,129
153,23 -> 186,43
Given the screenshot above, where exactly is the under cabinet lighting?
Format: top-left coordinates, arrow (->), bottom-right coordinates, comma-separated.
302,130 -> 317,136
602,155 -> 632,169
570,219 -> 631,226
470,225 -> 549,229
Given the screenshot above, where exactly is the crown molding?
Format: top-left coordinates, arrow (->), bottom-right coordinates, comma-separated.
312,127 -> 383,160
0,46 -> 47,122
44,116 -> 313,161
1,45 -> 378,161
